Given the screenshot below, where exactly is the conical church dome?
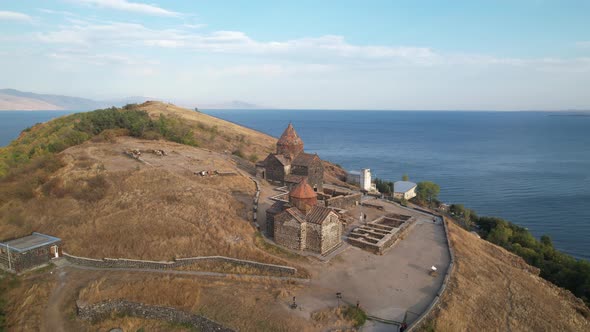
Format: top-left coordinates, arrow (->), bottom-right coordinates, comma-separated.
277,123 -> 304,158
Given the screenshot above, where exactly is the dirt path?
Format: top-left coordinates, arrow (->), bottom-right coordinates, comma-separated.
42,269 -> 68,332
63,262 -> 310,283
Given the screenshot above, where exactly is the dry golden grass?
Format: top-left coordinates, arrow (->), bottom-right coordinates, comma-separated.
0,137 -> 291,267
87,317 -> 192,332
137,101 -> 276,162
422,220 -> 590,332
310,306 -> 357,331
3,274 -> 55,331
78,274 -> 323,332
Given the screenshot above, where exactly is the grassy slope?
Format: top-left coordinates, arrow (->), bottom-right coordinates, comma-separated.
0,102 -> 285,262
423,220 -> 590,331
137,101 -> 275,161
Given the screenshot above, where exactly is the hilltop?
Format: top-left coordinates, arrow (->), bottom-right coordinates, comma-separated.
0,102 -> 279,261
0,101 -> 588,331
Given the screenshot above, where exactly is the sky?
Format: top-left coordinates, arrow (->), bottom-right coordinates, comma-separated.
0,0 -> 589,110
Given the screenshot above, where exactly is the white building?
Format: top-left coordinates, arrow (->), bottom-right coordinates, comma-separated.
360,169 -> 373,192
347,168 -> 375,192
393,181 -> 417,200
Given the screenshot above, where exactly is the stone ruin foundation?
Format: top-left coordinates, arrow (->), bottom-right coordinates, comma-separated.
347,213 -> 415,255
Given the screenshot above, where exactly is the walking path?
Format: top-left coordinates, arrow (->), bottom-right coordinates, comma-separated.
56,258 -> 310,283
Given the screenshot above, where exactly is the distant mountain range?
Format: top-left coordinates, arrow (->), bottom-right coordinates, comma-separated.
0,89 -> 264,111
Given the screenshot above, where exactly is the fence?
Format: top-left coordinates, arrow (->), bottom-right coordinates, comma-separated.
63,252 -> 297,275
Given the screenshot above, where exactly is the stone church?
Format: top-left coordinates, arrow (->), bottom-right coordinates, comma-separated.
256,123 -> 324,191
266,179 -> 342,255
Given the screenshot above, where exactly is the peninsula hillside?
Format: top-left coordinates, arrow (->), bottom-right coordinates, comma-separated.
0,102 -> 588,331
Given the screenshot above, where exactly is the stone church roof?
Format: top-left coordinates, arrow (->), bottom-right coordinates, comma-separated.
292,152 -> 319,167
271,154 -> 290,166
277,123 -> 304,147
289,179 -> 317,199
306,206 -> 335,225
284,207 -> 306,223
285,174 -> 306,184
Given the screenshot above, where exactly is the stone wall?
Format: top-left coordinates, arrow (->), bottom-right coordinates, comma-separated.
325,193 -> 362,209
63,253 -> 297,275
77,299 -> 234,331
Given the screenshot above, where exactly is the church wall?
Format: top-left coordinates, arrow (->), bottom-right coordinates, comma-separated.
291,159 -> 324,191
305,223 -> 323,253
321,216 -> 343,254
264,157 -> 286,184
274,219 -> 304,251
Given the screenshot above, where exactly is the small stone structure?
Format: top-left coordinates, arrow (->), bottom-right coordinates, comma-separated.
348,213 -> 415,255
0,232 -> 62,273
256,123 -> 324,191
77,299 -> 234,331
268,180 -> 343,255
324,192 -> 362,209
63,253 -> 297,275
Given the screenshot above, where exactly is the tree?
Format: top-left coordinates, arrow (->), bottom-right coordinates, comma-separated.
487,222 -> 513,247
416,181 -> 440,205
402,174 -> 409,181
374,178 -> 393,194
541,235 -> 553,248
449,204 -> 465,216
463,208 -> 472,227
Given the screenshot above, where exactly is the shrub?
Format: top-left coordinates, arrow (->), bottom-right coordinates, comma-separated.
248,154 -> 259,163
232,149 -> 245,159
141,130 -> 162,140
342,305 -> 367,328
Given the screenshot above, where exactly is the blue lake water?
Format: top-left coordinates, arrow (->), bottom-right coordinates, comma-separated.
203,110 -> 590,261
0,111 -> 78,146
1,109 -> 589,260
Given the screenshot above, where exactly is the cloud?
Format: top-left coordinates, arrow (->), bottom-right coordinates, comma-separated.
37,8 -> 76,16
0,11 -> 33,22
34,20 -> 590,74
74,0 -> 179,17
208,63 -> 335,77
47,49 -> 157,67
35,21 -> 437,63
183,23 -> 207,29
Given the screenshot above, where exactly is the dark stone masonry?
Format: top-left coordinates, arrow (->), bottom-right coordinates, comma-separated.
77,299 -> 234,331
324,192 -> 362,209
256,123 -> 324,191
0,232 -> 62,273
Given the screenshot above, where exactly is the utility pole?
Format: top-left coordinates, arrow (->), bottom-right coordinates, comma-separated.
390,182 -> 394,201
